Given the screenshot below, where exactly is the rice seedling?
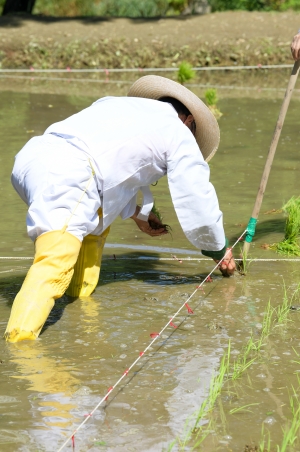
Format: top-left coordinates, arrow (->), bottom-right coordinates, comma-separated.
229,402 -> 259,415
204,88 -> 223,120
166,284 -> 297,451
237,245 -> 254,275
275,284 -> 292,325
204,88 -> 218,107
259,424 -> 271,452
231,348 -> 256,380
193,343 -> 230,431
271,196 -> 300,256
277,394 -> 300,452
231,301 -> 275,379
150,201 -> 172,234
177,61 -> 195,85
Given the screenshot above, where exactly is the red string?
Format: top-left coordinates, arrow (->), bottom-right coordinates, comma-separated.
123,369 -> 129,376
170,320 -> 177,328
84,413 -> 92,417
105,386 -> 113,401
150,332 -> 160,338
139,351 -> 144,356
197,285 -> 205,293
185,303 -> 194,314
206,276 -> 213,283
172,255 -> 183,264
71,435 -> 75,449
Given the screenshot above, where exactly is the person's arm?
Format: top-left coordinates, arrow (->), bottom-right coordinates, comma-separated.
291,31 -> 300,61
166,127 -> 236,276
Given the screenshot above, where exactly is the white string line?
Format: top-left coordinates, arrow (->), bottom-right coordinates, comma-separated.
0,74 -> 298,94
57,230 -> 246,452
1,256 -> 300,262
0,64 -> 293,73
0,75 -> 132,84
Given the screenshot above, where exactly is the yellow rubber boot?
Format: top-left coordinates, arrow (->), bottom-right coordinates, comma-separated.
66,226 -> 110,298
4,230 -> 81,343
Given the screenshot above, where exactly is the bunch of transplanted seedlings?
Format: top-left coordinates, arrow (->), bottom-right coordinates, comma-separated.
272,196 -> 300,256
177,61 -> 195,85
149,201 -> 172,234
204,88 -> 223,120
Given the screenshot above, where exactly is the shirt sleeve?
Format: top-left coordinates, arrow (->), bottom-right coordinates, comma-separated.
119,194 -> 137,220
166,126 -> 225,251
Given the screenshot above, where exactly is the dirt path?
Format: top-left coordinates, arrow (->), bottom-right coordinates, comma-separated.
0,11 -> 299,69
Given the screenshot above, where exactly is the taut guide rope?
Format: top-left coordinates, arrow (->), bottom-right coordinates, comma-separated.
0,64 -> 294,73
2,256 -> 300,262
56,229 -> 247,451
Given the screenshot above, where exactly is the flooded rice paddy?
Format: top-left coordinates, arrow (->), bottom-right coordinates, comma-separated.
1,73 -> 300,451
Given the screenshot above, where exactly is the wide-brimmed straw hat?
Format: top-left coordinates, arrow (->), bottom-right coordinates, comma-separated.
127,75 -> 220,162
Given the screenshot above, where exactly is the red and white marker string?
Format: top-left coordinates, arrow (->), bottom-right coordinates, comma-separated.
57,229 -> 247,452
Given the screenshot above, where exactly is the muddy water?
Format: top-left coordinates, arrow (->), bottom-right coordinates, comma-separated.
0,87 -> 300,451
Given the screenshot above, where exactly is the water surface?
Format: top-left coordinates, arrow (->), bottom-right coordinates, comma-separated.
0,86 -> 300,451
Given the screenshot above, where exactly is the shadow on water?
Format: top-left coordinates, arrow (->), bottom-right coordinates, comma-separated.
255,217 -> 285,240
0,250 -> 217,335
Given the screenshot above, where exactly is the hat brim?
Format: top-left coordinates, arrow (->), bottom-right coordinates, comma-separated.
127,75 -> 220,162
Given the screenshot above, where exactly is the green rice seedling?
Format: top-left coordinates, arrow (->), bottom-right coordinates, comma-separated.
231,353 -> 256,380
277,407 -> 300,451
260,300 -> 275,340
207,344 -> 230,410
283,196 -> 300,242
259,424 -> 271,452
191,425 -> 210,450
177,61 -> 195,85
231,301 -> 275,380
204,88 -> 218,106
229,402 -> 259,415
271,196 -> 300,256
150,201 -> 172,234
231,334 -> 258,380
204,88 -> 223,120
275,281 -> 296,325
275,378 -> 300,452
237,245 -> 254,275
193,343 -> 230,431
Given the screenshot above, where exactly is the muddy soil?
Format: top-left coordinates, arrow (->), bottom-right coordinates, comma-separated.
0,10 -> 299,69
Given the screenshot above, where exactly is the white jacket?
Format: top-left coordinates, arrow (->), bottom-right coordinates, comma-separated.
45,96 -> 225,251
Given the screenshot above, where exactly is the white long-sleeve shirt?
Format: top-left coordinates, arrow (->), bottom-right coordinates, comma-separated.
45,96 -> 225,251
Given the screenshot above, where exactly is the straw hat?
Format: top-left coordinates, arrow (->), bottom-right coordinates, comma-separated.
127,75 -> 220,162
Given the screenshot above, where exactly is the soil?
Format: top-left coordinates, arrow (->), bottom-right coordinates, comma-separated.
0,10 -> 299,69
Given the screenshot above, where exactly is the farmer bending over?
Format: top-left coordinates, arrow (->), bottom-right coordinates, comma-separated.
5,75 -> 236,343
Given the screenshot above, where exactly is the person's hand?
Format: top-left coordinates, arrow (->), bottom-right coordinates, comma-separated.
214,248 -> 236,277
291,32 -> 300,61
131,206 -> 168,237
